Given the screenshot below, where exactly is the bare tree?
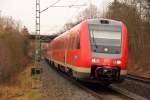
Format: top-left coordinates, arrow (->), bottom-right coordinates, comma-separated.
105,1 -> 142,58
77,4 -> 99,21
104,1 -> 150,75
0,16 -> 31,84
61,4 -> 99,32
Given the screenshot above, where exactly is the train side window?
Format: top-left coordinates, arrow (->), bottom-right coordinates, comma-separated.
68,33 -> 74,50
70,37 -> 73,49
71,35 -> 75,49
67,34 -> 71,50
76,31 -> 80,49
68,38 -> 71,50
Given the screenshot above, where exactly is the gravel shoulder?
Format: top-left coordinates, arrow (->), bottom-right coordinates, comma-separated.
41,61 -> 100,100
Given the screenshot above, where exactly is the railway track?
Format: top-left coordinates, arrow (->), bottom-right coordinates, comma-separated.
109,74 -> 150,100
57,70 -> 150,100
127,74 -> 150,85
53,69 -> 105,100
45,61 -> 150,100
110,84 -> 149,100
48,65 -> 132,100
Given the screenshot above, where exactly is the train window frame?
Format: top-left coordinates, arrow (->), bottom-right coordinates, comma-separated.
71,33 -> 76,50
68,35 -> 72,50
67,32 -> 75,50
89,24 -> 123,54
67,33 -> 71,50
70,35 -> 74,49
76,30 -> 80,49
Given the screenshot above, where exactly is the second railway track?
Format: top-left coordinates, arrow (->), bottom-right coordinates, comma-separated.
110,84 -> 149,100
127,74 -> 150,85
110,74 -> 150,100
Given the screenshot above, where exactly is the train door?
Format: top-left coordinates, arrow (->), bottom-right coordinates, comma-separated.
65,33 -> 69,65
72,30 -> 80,66
66,31 -> 75,66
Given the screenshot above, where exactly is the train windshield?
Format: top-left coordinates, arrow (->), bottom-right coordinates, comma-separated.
89,24 -> 122,54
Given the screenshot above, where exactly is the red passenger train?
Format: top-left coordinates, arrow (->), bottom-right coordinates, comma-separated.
44,19 -> 128,85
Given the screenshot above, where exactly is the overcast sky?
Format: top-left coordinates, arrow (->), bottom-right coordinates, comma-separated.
0,0 -> 113,34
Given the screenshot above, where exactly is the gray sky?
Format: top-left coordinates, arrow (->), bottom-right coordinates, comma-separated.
0,0 -> 113,34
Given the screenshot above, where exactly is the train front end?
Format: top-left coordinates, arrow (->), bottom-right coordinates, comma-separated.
88,19 -> 128,83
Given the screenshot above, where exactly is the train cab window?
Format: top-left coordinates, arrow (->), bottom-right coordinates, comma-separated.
71,35 -> 76,49
67,33 -> 75,50
89,24 -> 122,54
67,38 -> 71,50
70,37 -> 74,49
67,34 -> 71,50
76,31 -> 80,49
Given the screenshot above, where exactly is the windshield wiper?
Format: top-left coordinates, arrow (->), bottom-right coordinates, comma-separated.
91,30 -> 98,49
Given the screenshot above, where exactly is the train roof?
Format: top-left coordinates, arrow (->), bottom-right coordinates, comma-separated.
87,18 -> 122,26
51,18 -> 123,42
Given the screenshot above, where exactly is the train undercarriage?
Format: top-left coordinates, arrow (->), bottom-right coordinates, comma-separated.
45,59 -> 125,86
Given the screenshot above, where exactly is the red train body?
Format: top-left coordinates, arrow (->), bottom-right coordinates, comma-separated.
44,19 -> 128,84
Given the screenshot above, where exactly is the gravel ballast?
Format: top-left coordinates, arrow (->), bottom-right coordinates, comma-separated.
40,61 -> 100,100
40,60 -> 133,100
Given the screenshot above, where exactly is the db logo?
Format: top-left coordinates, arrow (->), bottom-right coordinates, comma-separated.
73,55 -> 78,60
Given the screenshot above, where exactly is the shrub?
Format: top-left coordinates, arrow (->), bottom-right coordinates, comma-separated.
0,16 -> 31,85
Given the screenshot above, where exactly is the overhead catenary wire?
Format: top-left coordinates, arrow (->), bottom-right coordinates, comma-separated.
35,0 -> 87,62
42,4 -> 86,8
35,0 -> 87,60
40,0 -> 87,34
40,0 -> 86,13
40,0 -> 62,13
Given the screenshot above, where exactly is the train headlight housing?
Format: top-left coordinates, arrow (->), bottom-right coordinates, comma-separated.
92,58 -> 100,63
92,58 -> 96,63
114,59 -> 122,65
116,60 -> 122,65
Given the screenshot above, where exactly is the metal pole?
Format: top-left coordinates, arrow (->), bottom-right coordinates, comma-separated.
35,0 -> 41,67
34,0 -> 86,68
90,0 -> 92,19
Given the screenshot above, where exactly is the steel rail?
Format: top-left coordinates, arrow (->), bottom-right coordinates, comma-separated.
109,74 -> 150,100
53,69 -> 105,100
57,71 -> 150,100
127,74 -> 150,85
56,70 -> 135,100
110,84 -> 149,100
45,61 -> 132,100
45,60 -> 149,100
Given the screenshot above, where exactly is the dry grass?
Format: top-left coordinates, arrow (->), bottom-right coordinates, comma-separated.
0,64 -> 42,100
128,44 -> 150,78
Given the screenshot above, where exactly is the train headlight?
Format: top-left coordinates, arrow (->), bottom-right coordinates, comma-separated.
92,58 -> 96,63
92,58 -> 100,63
116,60 -> 122,65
